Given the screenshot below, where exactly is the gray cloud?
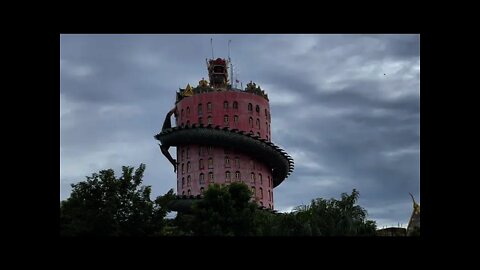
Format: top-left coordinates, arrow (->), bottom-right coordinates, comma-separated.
60,34 -> 420,228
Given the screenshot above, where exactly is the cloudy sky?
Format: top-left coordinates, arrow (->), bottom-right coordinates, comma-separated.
60,34 -> 420,229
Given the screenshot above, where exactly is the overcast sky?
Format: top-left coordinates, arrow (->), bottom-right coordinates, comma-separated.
60,34 -> 420,229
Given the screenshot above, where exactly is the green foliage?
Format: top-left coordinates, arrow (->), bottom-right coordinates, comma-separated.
185,182 -> 257,236
60,165 -> 377,236
60,164 -> 175,236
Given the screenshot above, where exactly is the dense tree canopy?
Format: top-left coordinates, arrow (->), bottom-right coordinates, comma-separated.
61,165 -> 377,236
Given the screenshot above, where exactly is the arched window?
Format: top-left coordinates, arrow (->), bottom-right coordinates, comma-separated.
259,174 -> 262,185
208,158 -> 213,168
265,108 -> 268,117
200,187 -> 205,193
208,172 -> 214,183
235,171 -> 240,181
188,189 -> 191,196
181,163 -> 184,174
256,105 -> 260,115
225,156 -> 230,167
182,191 -> 185,195
257,132 -> 261,137
251,172 -> 255,184
207,116 -> 212,125
198,103 -> 202,115
234,115 -> 238,125
187,107 -> 190,117
198,117 -> 203,125
235,157 -> 240,168
260,187 -> 263,199
248,103 -> 253,112
260,201 -> 263,207
268,190 -> 271,201
199,159 -> 204,170
225,171 -> 231,182
187,161 -> 191,172
224,115 -> 229,125
199,173 -> 205,184
186,147 -> 190,159
207,102 -> 212,112
186,120 -> 190,126
249,117 -> 253,128
182,177 -> 185,187
187,175 -> 191,187
251,186 -> 256,196
224,101 -> 229,109
233,101 -> 238,109
181,109 -> 184,119
256,118 -> 260,129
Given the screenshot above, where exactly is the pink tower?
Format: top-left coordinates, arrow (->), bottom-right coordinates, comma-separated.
155,58 -> 294,210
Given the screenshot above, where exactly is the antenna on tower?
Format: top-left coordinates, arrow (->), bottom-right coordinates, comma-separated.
228,39 -> 233,88
211,38 -> 214,59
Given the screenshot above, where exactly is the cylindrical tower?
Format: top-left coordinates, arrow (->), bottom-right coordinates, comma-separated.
155,58 -> 294,210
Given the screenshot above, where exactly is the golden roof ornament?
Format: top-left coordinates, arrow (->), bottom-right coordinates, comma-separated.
199,78 -> 209,87
183,83 -> 193,97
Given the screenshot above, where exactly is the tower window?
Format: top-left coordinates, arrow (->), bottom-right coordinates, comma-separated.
199,159 -> 204,170
235,157 -> 240,168
208,172 -> 214,183
251,172 -> 256,184
251,186 -> 256,196
248,103 -> 253,112
268,190 -> 271,201
187,107 -> 190,117
187,161 -> 191,172
187,175 -> 191,187
234,115 -> 238,125
199,173 -> 205,184
224,115 -> 229,126
208,158 -> 213,168
207,116 -> 212,125
181,109 -> 184,119
260,187 -> 263,199
256,105 -> 260,114
226,171 -> 231,182
235,171 -> 241,181
198,103 -> 202,115
265,108 -> 268,118
249,117 -> 253,128
182,177 -> 185,188
256,118 -> 260,129
181,163 -> 184,174
225,156 -> 230,167
188,189 -> 191,196
259,174 -> 262,185
207,102 -> 212,112
186,147 -> 190,159
224,101 -> 229,109
233,101 -> 238,109
198,117 -> 203,125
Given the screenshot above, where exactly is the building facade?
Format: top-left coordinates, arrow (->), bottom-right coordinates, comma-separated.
155,58 -> 294,210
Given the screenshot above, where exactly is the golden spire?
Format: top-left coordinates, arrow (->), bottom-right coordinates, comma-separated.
183,83 -> 193,97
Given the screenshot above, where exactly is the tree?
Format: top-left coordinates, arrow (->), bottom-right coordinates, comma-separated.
183,182 -> 258,236
60,164 -> 175,236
